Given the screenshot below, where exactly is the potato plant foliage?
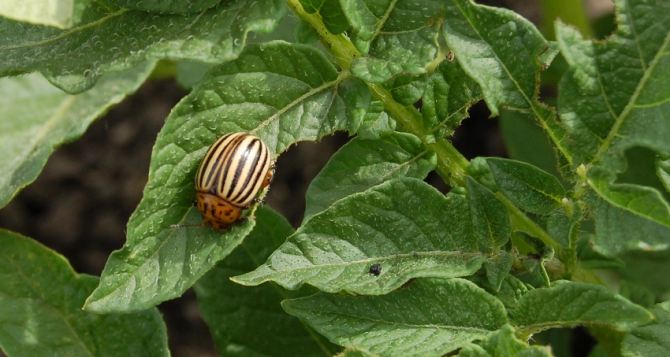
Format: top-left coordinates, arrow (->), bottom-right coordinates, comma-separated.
1,0 -> 669,356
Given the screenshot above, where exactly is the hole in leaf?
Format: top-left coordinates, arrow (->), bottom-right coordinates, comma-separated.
616,146 -> 669,201
452,101 -> 506,159
533,327 -> 596,357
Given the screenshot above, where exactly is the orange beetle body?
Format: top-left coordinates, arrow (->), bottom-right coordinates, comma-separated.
195,132 -> 273,229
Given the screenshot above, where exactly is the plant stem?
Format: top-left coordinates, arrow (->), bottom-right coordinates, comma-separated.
285,0 -> 359,69
365,83 -> 468,184
286,0 -> 467,186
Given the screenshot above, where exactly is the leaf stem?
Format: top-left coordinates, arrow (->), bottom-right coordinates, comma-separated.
285,0 -> 359,69
286,0 -> 467,186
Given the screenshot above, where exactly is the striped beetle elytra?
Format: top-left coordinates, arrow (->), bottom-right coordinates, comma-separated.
195,132 -> 274,230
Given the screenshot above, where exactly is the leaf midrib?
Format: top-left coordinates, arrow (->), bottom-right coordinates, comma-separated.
252,250 -> 483,278
450,0 -> 573,165
0,9 -> 127,51
291,307 -> 497,334
589,31 -> 670,165
250,73 -> 347,135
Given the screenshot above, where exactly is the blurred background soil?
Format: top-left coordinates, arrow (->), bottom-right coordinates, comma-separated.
0,1 -> 613,355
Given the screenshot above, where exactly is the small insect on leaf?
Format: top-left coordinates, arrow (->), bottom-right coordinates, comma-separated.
194,132 -> 275,230
368,263 -> 382,276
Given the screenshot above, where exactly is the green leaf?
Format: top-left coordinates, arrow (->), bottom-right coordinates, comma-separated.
459,325 -> 552,357
467,177 -> 511,252
511,281 -> 653,335
85,42 -> 358,313
0,229 -> 168,357
386,74 -> 425,106
658,157 -> 670,193
340,79 -> 393,138
304,132 -> 436,220
622,303 -> 670,357
105,0 -> 221,14
175,60 -> 213,89
420,60 -> 482,133
282,278 -> 508,357
483,251 -> 514,292
442,0 -> 567,159
0,0 -> 285,92
385,60 -> 482,135
588,184 -> 670,255
619,281 -> 655,308
233,178 -> 487,295
556,1 -> 670,168
195,207 -> 333,356
0,0 -> 73,28
486,158 -> 566,215
546,208 -> 580,249
491,275 -> 532,310
619,249 -> 670,297
499,110 -> 559,177
555,0 -> 670,255
348,1 -> 447,83
0,62 -> 155,209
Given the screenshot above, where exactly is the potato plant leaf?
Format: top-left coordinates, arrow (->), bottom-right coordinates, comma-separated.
511,281 -> 652,335
420,60 -> 482,133
458,325 -> 551,357
233,178 -> 489,294
0,229 -> 168,357
195,207 -> 334,356
466,177 -> 511,252
85,42 -> 361,313
348,1 -> 447,83
303,132 -> 436,220
282,278 -> 508,357
442,0 -> 567,158
0,0 -> 73,28
483,251 -> 514,292
622,303 -> 670,357
0,0 -> 285,92
0,62 -> 155,209
105,0 -> 221,14
486,158 -> 566,215
657,158 -> 670,193
555,0 -> 670,255
499,111 -> 558,176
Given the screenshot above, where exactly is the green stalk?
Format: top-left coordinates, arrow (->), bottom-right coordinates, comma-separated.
286,0 -> 467,186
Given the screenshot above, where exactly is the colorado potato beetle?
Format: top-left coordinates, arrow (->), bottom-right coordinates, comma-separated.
195,132 -> 274,230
